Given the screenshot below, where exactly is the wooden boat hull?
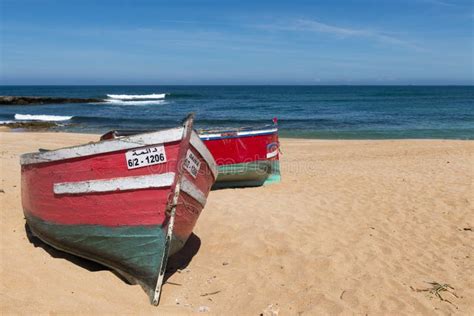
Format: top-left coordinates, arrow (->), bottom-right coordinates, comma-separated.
20,116 -> 217,304
200,124 -> 280,189
25,214 -> 167,293
212,160 -> 280,188
100,121 -> 281,189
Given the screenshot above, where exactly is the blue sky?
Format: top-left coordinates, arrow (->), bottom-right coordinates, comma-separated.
0,0 -> 472,85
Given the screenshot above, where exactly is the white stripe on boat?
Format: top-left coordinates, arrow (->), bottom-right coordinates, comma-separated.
21,127 -> 184,165
190,131 -> 218,179
180,177 -> 207,206
199,128 -> 278,140
266,150 -> 278,159
237,128 -> 277,137
53,172 -> 175,195
199,133 -> 221,138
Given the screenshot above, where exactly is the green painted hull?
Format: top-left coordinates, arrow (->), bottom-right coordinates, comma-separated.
25,214 -> 174,302
212,160 -> 281,189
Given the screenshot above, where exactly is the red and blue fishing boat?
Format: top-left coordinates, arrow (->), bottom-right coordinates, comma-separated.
20,114 -> 217,305
101,118 -> 281,189
198,118 -> 280,189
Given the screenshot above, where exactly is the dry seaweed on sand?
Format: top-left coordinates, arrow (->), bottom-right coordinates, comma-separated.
411,281 -> 459,308
200,290 -> 221,297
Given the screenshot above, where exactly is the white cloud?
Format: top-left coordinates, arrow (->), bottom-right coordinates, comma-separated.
259,19 -> 421,50
420,0 -> 458,7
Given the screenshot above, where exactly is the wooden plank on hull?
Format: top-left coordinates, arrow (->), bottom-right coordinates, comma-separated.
180,177 -> 207,206
53,173 -> 175,195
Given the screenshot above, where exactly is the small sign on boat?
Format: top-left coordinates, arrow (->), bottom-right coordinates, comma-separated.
266,142 -> 279,159
184,149 -> 201,178
125,145 -> 167,169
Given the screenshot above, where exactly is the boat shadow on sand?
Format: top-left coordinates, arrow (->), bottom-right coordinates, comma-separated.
24,223 -> 201,285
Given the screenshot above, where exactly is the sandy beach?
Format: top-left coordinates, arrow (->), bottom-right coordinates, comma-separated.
1,131 -> 473,315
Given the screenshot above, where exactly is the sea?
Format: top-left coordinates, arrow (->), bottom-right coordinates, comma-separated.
0,85 -> 473,139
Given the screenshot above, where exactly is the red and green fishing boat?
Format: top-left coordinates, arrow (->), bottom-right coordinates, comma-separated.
198,118 -> 280,188
101,118 -> 281,189
20,114 -> 217,305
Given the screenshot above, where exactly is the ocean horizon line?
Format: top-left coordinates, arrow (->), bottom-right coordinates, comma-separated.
1,84 -> 473,87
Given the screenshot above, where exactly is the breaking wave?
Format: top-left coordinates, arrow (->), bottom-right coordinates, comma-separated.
106,93 -> 166,100
104,99 -> 167,106
14,114 -> 73,121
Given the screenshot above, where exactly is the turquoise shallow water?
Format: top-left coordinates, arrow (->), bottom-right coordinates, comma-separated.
0,85 -> 472,139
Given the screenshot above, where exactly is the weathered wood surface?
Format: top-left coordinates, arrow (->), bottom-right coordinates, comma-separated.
0,96 -> 104,105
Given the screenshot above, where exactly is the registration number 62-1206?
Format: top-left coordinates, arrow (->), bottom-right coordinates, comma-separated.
125,145 -> 167,169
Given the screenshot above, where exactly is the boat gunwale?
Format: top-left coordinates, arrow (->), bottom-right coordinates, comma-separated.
197,123 -> 276,134
198,124 -> 278,141
20,127 -> 185,166
20,127 -> 219,179
199,128 -> 278,140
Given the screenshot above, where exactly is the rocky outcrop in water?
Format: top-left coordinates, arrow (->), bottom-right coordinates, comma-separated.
0,96 -> 104,105
0,121 -> 59,129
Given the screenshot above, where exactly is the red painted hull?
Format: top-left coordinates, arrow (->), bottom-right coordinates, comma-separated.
20,117 -> 217,304
22,140 -> 214,234
22,141 -> 179,227
200,129 -> 280,166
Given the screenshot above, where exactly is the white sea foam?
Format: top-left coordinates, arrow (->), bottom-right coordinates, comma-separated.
106,93 -> 167,100
104,99 -> 166,106
14,114 -> 73,121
